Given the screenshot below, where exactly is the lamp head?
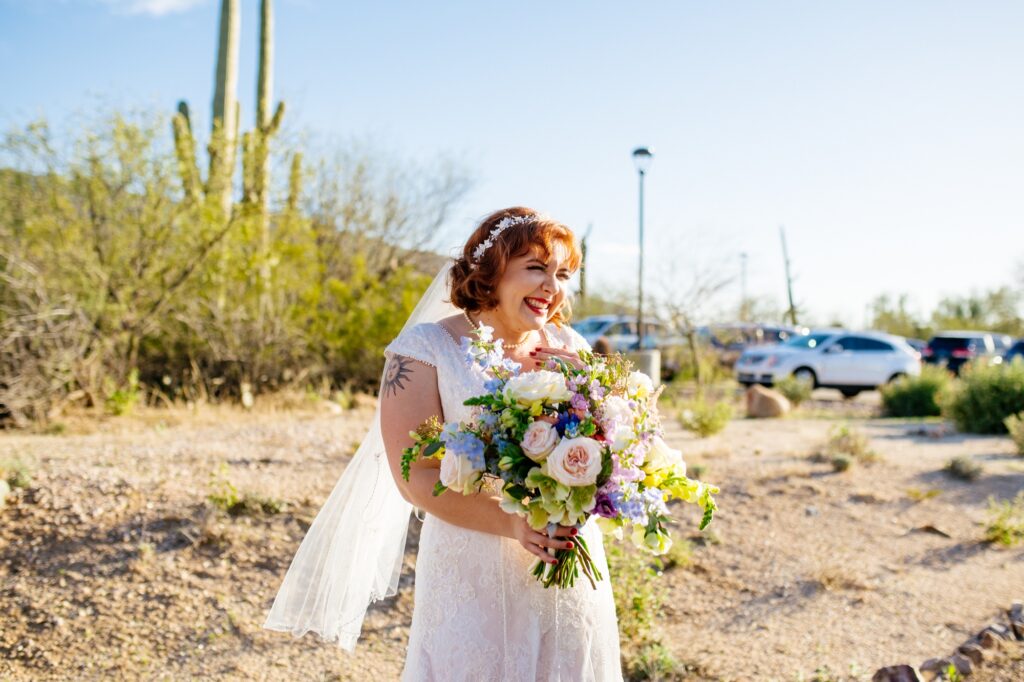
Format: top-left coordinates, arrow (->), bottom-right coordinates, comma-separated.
632,147 -> 653,173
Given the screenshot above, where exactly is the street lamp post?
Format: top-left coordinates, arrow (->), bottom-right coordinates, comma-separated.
632,147 -> 653,350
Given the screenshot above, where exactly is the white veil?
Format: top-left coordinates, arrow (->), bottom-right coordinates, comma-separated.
264,261 -> 458,651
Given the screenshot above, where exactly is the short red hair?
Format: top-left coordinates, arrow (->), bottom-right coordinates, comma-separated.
449,207 -> 581,326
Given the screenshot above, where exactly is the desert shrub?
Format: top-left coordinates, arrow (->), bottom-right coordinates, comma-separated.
984,492 -> 1024,546
679,397 -> 732,438
607,538 -> 691,680
1004,412 -> 1024,455
207,465 -> 283,517
0,457 -> 32,490
816,423 -> 880,466
943,360 -> 1024,434
880,365 -> 952,417
830,454 -> 852,472
944,456 -> 982,482
773,374 -> 813,406
105,368 -> 141,416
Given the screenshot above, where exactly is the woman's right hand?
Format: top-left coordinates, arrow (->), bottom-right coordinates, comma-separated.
508,515 -> 578,564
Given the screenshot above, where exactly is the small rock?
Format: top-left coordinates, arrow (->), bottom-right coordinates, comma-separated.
872,664 -> 922,682
919,658 -> 950,676
949,653 -> 972,676
745,385 -> 790,418
957,643 -> 985,665
805,506 -> 819,517
1009,601 -> 1024,640
978,623 -> 1014,648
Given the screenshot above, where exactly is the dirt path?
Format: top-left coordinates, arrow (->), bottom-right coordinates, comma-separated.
1,401 -> 1021,680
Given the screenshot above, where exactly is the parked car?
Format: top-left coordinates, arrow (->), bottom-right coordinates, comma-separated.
1003,340 -> 1024,365
572,315 -> 682,352
734,329 -> 921,397
697,323 -> 803,368
921,331 -> 1002,375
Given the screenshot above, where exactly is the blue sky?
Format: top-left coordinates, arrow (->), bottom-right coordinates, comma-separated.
2,0 -> 1022,327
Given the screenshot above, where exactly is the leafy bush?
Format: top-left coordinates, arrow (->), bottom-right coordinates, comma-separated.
822,423 -> 880,465
944,456 -> 983,481
606,539 -> 687,680
1005,412 -> 1024,455
943,360 -> 1024,434
679,397 -> 733,438
773,374 -> 813,406
984,492 -> 1024,546
207,465 -> 283,517
105,369 -> 141,416
880,365 -> 952,417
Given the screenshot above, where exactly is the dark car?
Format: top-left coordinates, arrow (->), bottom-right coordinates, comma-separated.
1004,340 -> 1024,365
921,331 -> 999,375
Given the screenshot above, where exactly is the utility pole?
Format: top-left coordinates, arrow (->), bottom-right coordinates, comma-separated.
579,222 -> 593,308
780,225 -> 798,325
739,251 -> 748,321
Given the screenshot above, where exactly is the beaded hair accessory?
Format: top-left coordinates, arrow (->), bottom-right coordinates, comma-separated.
470,214 -> 534,265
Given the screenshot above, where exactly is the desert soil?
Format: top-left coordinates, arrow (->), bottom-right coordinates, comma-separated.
1,391 -> 1022,681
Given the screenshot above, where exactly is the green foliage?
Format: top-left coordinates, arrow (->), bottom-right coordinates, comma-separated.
0,110 -> 467,423
943,360 -> 1024,434
207,464 -> 283,516
810,424 -> 879,471
0,457 -> 32,490
984,492 -> 1024,546
943,456 -> 982,482
905,487 -> 942,502
773,374 -> 813,406
830,454 -> 852,472
1004,412 -> 1024,455
105,368 -> 141,416
607,538 -> 686,680
678,397 -> 732,438
880,365 -> 952,417
867,293 -> 933,341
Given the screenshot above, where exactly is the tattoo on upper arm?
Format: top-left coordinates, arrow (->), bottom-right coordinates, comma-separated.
383,355 -> 415,397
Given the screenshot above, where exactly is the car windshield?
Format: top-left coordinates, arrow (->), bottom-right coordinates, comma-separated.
782,333 -> 833,349
929,337 -> 976,351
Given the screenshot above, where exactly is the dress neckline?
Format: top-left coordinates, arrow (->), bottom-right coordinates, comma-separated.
434,320 -> 553,354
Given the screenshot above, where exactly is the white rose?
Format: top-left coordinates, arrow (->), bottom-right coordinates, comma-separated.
521,420 -> 559,462
645,435 -> 684,474
504,370 -> 571,405
626,371 -> 654,399
546,437 -> 603,487
439,451 -> 483,494
599,395 -> 634,435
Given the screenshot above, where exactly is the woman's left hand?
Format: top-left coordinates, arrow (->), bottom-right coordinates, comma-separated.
528,346 -> 586,371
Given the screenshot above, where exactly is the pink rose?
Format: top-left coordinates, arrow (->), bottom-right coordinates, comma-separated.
521,420 -> 559,462
547,437 -> 603,487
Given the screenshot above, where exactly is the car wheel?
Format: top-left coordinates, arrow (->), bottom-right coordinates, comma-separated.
887,372 -> 906,384
839,388 -> 861,399
792,367 -> 817,388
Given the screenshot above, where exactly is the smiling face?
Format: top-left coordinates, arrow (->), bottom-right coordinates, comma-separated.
492,242 -> 573,333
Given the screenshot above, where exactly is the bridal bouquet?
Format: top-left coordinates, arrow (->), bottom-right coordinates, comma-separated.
401,325 -> 719,589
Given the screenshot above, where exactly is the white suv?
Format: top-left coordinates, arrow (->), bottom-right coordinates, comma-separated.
734,329 -> 921,397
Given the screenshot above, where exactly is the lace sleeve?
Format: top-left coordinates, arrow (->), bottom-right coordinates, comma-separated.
384,323 -> 438,368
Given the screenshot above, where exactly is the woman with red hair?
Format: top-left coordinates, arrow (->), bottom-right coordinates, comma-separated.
266,208 -> 622,680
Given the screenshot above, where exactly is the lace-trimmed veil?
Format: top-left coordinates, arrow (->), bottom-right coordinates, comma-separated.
263,261 -> 458,650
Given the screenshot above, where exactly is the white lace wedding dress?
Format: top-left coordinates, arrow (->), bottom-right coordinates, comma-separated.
385,321 -> 622,682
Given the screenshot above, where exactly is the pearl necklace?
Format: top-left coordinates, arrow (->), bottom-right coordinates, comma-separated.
462,310 -> 543,350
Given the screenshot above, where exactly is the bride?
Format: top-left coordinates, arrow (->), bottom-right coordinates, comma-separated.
265,207 -> 622,681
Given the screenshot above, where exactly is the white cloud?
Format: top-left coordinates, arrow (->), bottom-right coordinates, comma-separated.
101,0 -> 207,16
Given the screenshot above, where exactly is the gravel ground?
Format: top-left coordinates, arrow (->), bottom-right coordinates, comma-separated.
1,394 -> 1022,681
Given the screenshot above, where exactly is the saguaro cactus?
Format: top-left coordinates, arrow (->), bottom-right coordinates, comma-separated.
208,0 -> 240,219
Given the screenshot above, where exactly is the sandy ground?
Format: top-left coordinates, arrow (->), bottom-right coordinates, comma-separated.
1,391 -> 1022,681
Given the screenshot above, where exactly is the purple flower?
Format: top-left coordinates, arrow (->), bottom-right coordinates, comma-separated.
593,492 -> 618,518
570,393 -> 589,411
